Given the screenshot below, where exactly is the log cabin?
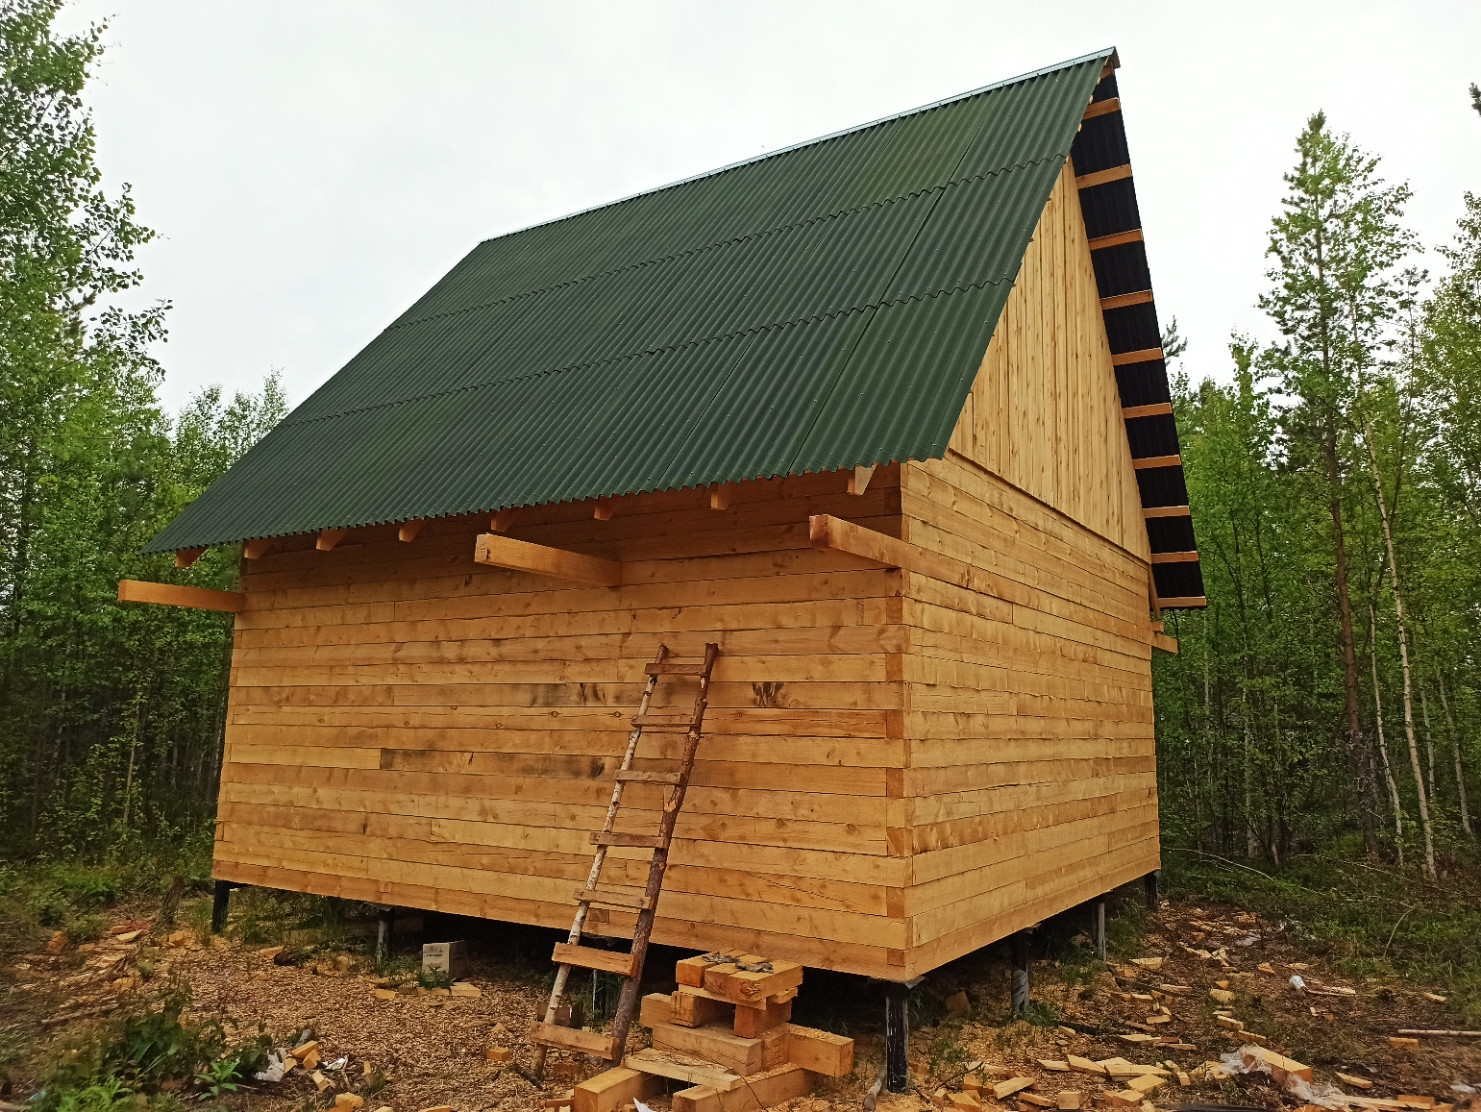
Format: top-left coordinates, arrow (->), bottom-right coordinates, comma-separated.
133,48 -> 1204,986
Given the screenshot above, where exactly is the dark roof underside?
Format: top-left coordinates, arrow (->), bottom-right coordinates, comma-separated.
146,52 -> 1112,553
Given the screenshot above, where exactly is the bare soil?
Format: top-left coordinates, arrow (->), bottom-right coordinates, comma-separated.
3,895 -> 1477,1111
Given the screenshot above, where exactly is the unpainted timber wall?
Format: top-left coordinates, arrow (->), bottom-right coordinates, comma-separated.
212,161 -> 1158,980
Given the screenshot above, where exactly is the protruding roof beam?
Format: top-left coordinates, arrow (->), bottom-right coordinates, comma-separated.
709,483 -> 735,511
1100,290 -> 1153,311
1082,96 -> 1120,120
490,507 -> 521,533
1132,454 -> 1182,470
594,497 -> 619,521
1111,346 -> 1164,366
175,547 -> 205,569
1158,595 -> 1208,608
1075,163 -> 1131,190
398,519 -> 425,542
317,528 -> 348,551
1122,402 -> 1173,419
1151,551 -> 1200,563
243,538 -> 274,559
848,465 -> 876,496
118,579 -> 244,613
474,532 -> 621,587
1087,229 -> 1144,251
1143,505 -> 1191,518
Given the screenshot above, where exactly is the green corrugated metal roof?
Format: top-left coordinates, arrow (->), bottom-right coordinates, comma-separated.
146,50 -> 1112,554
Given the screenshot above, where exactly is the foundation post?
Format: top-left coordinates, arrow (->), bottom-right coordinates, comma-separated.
1143,869 -> 1160,911
375,906 -> 396,963
210,881 -> 233,934
883,977 -> 921,1093
1010,928 -> 1033,1015
1092,897 -> 1107,961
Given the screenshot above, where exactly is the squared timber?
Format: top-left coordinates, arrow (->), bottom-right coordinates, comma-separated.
210,161 -> 1160,982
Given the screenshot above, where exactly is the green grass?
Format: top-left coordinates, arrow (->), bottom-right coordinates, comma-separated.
1164,844 -> 1481,1022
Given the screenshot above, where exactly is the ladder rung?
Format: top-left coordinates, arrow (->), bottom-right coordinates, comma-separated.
553,941 -> 639,977
529,1020 -> 620,1060
644,662 -> 708,676
576,887 -> 653,910
632,712 -> 698,730
615,769 -> 683,784
592,831 -> 665,848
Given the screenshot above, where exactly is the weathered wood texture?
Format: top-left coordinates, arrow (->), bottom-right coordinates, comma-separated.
211,156 -> 1158,980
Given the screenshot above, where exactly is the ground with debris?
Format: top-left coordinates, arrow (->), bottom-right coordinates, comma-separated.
2,894 -> 1477,1111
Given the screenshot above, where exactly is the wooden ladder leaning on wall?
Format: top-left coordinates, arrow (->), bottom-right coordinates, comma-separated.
529,642 -> 721,1079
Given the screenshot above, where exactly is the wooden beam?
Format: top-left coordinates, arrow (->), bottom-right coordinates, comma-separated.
1143,505 -> 1191,518
242,538 -> 274,560
1153,633 -> 1179,654
1159,595 -> 1208,609
1112,346 -> 1164,366
398,519 -> 425,542
593,497 -> 619,521
490,507 -> 520,533
1151,551 -> 1200,563
474,532 -> 622,587
1075,164 -> 1131,190
1100,60 -> 1116,81
1132,454 -> 1182,470
118,579 -> 244,613
848,464 -> 876,496
1087,228 -> 1144,252
709,483 -> 735,511
316,528 -> 348,552
1100,289 -> 1154,311
1083,96 -> 1121,120
1122,402 -> 1173,419
809,514 -> 1006,599
174,547 -> 205,569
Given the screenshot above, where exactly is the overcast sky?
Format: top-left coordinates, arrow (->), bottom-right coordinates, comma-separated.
56,1 -> 1481,413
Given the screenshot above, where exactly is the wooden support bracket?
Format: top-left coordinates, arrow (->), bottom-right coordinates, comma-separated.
118,579 -> 245,613
490,507 -> 521,533
242,538 -> 274,560
594,497 -> 620,521
708,483 -> 735,511
1158,595 -> 1208,609
398,519 -> 426,542
809,514 -> 1006,599
474,532 -> 622,587
1087,228 -> 1144,252
174,547 -> 205,569
1112,346 -> 1164,366
1151,550 -> 1199,564
848,464 -> 876,496
1143,504 -> 1191,518
316,528 -> 348,551
1100,289 -> 1154,311
1132,454 -> 1182,470
1153,632 -> 1180,654
1083,96 -> 1121,120
1075,163 -> 1131,190
1122,402 -> 1173,419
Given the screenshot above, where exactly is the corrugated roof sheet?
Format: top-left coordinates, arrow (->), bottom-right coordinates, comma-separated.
146,50 -> 1114,553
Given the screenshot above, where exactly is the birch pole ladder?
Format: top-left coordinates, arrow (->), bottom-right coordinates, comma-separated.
529,642 -> 721,1078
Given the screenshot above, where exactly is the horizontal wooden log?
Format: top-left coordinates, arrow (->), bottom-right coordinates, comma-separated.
1087,229 -> 1143,251
118,579 -> 244,613
1075,163 -> 1131,189
1121,402 -> 1173,419
1083,96 -> 1120,120
1141,505 -> 1190,518
175,547 -> 205,569
1099,290 -> 1153,311
1150,551 -> 1198,563
1157,595 -> 1207,609
474,532 -> 622,587
1131,455 -> 1181,470
1111,346 -> 1163,366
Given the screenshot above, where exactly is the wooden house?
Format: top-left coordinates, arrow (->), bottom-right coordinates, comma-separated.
134,49 -> 1204,984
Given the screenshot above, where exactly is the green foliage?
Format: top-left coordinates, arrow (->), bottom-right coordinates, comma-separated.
1167,850 -> 1481,1023
418,965 -> 453,990
0,0 -> 285,858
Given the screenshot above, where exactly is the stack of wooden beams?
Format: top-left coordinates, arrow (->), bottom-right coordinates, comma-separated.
570,953 -> 854,1112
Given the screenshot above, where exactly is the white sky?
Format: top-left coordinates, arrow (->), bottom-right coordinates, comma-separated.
57,0 -> 1481,412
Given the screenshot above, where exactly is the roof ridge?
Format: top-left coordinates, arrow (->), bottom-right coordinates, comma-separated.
461,49 -> 1115,254
280,276 -> 1019,435
385,154 -> 1065,337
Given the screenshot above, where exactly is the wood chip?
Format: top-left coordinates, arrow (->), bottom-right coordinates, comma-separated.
1337,1074 -> 1374,1091
1019,1094 -> 1057,1108
1067,1056 -> 1105,1075
1038,1061 -> 1070,1072
1056,1093 -> 1082,1110
1389,1037 -> 1420,1049
1130,958 -> 1164,970
993,1078 -> 1036,1100
1209,988 -> 1235,1004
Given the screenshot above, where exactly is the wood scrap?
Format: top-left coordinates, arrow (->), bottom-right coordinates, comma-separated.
992,1077 -> 1035,1100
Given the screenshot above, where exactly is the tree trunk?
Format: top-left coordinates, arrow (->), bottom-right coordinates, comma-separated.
1419,685 -> 1439,814
1369,604 -> 1405,864
1325,422 -> 1377,854
1438,671 -> 1475,840
1361,417 -> 1436,879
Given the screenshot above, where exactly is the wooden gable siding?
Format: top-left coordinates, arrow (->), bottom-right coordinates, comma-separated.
213,469 -> 915,978
896,159 -> 1159,975
948,160 -> 1149,561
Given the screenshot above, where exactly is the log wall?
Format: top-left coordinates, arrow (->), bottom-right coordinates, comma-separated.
216,470 -> 916,978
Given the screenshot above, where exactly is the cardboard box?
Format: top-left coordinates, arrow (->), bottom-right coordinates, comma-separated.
422,941 -> 467,979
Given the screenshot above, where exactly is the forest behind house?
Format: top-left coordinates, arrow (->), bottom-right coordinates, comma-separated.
2,0 -> 1480,1034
